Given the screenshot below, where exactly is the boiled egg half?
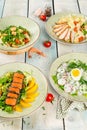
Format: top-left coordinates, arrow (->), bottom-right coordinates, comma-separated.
71,68 -> 82,81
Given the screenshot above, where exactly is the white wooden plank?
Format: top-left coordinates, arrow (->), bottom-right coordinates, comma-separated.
0,0 -> 5,17
54,1 -> 87,130
0,0 -> 28,64
26,0 -> 57,78
54,0 -> 79,13
0,53 -> 25,64
79,0 -> 87,14
23,0 -> 63,130
65,110 -> 87,130
26,0 -> 58,91
0,118 -> 22,130
23,100 -> 63,130
3,0 -> 27,16
0,0 -> 28,130
64,1 -> 87,130
57,43 -> 87,56
76,2 -> 87,126
79,111 -> 87,128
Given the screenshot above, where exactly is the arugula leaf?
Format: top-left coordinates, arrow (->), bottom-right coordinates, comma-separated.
67,60 -> 87,71
67,62 -> 78,70
82,30 -> 87,35
52,75 -> 58,84
79,77 -> 87,85
59,85 -> 64,90
71,93 -> 77,96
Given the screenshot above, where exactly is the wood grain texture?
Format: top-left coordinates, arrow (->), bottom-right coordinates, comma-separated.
0,0 -> 27,130
0,118 -> 22,130
26,0 -> 57,78
23,0 -> 63,130
64,1 -> 87,130
0,0 -> 87,130
0,0 -> 5,17
3,0 -> 27,16
78,0 -> 87,14
0,0 -> 28,64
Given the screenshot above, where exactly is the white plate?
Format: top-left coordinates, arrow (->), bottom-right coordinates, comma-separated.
45,12 -> 87,45
0,62 -> 47,118
0,15 -> 40,54
49,53 -> 87,102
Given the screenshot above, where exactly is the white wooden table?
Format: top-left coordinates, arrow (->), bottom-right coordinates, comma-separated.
0,0 -> 87,130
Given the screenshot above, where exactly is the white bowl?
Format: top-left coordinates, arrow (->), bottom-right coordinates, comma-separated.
0,15 -> 40,55
49,53 -> 87,102
0,62 -> 47,118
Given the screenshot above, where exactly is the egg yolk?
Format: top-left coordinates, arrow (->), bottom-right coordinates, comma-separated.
71,69 -> 80,77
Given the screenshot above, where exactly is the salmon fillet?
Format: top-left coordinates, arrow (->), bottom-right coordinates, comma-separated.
7,92 -> 18,99
5,98 -> 17,106
13,77 -> 23,84
9,87 -> 20,94
14,72 -> 24,79
11,82 -> 22,89
5,72 -> 25,107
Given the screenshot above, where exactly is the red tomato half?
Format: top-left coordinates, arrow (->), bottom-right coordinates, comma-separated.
46,93 -> 54,102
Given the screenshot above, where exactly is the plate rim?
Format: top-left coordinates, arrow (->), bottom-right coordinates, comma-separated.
0,62 -> 48,118
49,52 -> 87,102
45,12 -> 87,45
0,15 -> 40,55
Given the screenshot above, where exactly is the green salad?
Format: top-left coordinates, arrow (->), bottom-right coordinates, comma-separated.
0,25 -> 31,48
0,71 -> 32,113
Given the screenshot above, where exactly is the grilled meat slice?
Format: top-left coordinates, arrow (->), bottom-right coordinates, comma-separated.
14,72 -> 24,79
7,92 -> 18,99
5,98 -> 17,106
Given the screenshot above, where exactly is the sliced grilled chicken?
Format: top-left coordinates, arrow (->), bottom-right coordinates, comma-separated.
53,24 -> 67,33
58,28 -> 69,40
64,29 -> 71,42
55,22 -> 67,25
56,25 -> 69,36
53,23 -> 67,29
70,30 -> 75,43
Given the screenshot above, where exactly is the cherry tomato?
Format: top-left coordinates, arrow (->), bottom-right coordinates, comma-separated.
23,38 -> 29,43
23,31 -> 29,34
15,39 -> 20,44
43,41 -> 51,48
46,93 -> 54,102
39,14 -> 46,21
